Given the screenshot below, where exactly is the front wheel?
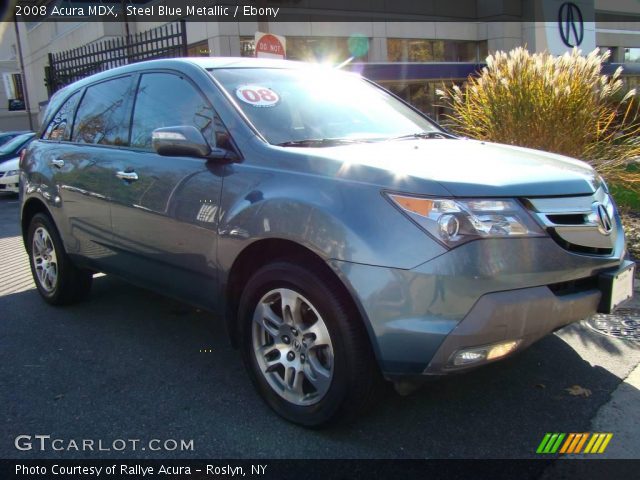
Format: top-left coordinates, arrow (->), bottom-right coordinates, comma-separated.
238,261 -> 378,427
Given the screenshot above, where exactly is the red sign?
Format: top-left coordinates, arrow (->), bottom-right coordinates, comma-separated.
255,32 -> 286,59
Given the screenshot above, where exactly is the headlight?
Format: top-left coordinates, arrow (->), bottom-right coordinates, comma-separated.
386,193 -> 545,248
5,170 -> 19,176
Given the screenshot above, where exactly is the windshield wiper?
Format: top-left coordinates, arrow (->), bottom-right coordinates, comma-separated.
385,131 -> 455,141
275,138 -> 367,147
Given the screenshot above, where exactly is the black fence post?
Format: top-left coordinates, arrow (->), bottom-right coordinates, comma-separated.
44,22 -> 189,90
180,20 -> 188,56
45,52 -> 56,97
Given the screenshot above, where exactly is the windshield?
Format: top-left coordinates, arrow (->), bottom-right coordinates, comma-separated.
0,133 -> 33,155
210,67 -> 440,146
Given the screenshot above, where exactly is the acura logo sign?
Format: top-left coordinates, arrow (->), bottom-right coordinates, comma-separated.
593,202 -> 613,235
558,2 -> 584,47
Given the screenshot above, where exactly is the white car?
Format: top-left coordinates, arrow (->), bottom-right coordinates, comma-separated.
0,157 -> 20,193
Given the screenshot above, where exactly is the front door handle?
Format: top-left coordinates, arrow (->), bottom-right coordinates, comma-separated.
116,170 -> 139,182
50,159 -> 65,168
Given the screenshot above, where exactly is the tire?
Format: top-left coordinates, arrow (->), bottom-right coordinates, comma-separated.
26,212 -> 93,305
238,260 -> 378,427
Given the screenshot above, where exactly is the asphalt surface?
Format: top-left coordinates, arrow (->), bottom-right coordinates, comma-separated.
1,192 -> 640,460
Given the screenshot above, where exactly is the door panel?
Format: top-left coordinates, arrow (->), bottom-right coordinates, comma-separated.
110,154 -> 225,308
109,72 -> 228,309
40,77 -> 135,265
52,146 -> 125,261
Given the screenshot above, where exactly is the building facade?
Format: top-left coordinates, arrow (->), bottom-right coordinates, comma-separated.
5,0 -> 640,127
0,21 -> 34,130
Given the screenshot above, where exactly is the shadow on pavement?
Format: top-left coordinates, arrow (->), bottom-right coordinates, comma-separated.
2,274 -> 639,461
0,193 -> 21,240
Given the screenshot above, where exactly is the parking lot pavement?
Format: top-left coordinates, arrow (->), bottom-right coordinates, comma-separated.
1,192 -> 639,461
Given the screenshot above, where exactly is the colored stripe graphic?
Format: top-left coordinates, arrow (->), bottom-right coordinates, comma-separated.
550,433 -> 565,453
559,433 -> 575,454
574,433 -> 589,453
536,433 -> 552,454
536,433 -> 565,453
598,433 -> 613,453
537,433 -> 613,454
584,433 -> 598,453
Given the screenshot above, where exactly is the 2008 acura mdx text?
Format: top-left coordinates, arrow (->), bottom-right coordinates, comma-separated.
20,58 -> 634,426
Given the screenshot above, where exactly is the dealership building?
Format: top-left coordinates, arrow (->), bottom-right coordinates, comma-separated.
2,0 -> 640,127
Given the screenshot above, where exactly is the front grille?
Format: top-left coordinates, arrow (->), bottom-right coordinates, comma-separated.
523,187 -> 617,256
548,230 -> 614,256
548,276 -> 599,296
546,214 -> 585,225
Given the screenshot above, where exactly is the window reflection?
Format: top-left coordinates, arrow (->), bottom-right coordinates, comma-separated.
130,73 -> 215,150
387,39 -> 487,62
72,76 -> 133,146
44,91 -> 79,141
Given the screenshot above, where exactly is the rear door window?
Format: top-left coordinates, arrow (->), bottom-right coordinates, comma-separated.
72,76 -> 134,146
43,92 -> 80,141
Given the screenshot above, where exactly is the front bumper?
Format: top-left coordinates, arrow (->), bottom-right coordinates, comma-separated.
0,174 -> 19,193
331,234 -> 628,377
424,283 -> 600,374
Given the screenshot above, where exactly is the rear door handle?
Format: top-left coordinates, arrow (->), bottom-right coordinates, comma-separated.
50,159 -> 65,168
116,170 -> 139,182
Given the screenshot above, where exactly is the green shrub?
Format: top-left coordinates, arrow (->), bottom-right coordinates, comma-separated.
437,47 -> 640,195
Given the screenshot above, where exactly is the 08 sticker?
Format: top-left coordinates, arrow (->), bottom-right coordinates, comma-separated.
235,85 -> 280,107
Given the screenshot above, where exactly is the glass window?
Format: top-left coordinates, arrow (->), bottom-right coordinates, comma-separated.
384,80 -> 464,125
43,91 -> 79,141
187,40 -> 211,57
240,37 -> 255,57
598,46 -> 617,63
624,48 -> 640,63
72,76 -> 133,146
387,39 -> 484,62
239,36 -> 369,63
130,73 -> 218,150
211,67 -> 439,146
0,133 -> 34,156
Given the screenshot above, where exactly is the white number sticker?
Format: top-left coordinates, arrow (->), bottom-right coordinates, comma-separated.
235,85 -> 280,107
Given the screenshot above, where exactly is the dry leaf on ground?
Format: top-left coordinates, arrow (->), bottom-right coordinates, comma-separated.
565,385 -> 592,397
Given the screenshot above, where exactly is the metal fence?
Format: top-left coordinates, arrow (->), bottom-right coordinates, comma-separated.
45,20 -> 187,96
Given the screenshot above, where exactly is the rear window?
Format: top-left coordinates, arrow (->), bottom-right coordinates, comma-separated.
72,76 -> 134,146
43,91 -> 80,141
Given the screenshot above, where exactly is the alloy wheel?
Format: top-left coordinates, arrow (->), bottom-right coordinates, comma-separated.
252,288 -> 334,406
32,226 -> 58,293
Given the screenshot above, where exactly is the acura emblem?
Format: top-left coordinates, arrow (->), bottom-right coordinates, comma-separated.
593,202 -> 613,235
558,2 -> 584,48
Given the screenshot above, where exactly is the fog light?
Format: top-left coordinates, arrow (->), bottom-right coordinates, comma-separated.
454,350 -> 487,366
451,340 -> 520,367
486,340 -> 520,360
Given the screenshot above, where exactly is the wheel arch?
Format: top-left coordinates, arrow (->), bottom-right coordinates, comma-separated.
21,197 -> 52,243
224,237 -> 383,372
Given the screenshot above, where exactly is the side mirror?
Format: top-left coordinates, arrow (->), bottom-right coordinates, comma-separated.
152,126 -> 211,158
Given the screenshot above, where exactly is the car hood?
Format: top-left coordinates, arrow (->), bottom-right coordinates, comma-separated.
0,157 -> 19,172
300,139 -> 599,197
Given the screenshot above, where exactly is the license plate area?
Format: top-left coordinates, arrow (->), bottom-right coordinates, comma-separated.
598,261 -> 635,314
